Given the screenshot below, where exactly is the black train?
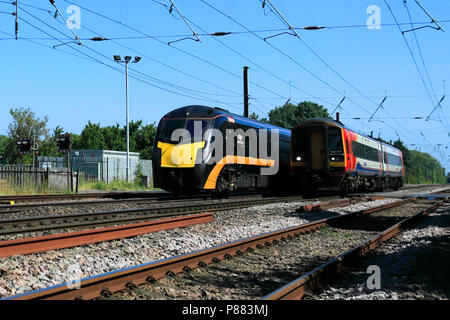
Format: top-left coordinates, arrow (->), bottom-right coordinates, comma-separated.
152,105 -> 294,194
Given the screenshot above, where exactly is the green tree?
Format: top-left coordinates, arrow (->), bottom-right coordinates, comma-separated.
407,150 -> 446,184
0,135 -> 8,164
135,123 -> 156,159
40,126 -> 64,157
248,112 -> 260,121
392,139 -> 410,182
267,101 -> 330,129
5,107 -> 50,164
72,121 -> 156,159
73,121 -> 108,151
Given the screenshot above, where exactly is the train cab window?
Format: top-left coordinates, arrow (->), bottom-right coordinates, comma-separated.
185,119 -> 210,141
159,119 -> 210,143
160,119 -> 184,143
291,127 -> 307,160
328,127 -> 343,155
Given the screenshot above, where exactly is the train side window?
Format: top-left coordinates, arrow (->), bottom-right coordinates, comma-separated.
352,141 -> 379,162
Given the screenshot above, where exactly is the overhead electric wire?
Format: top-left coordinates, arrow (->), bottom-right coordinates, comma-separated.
5,1 -> 447,152
53,0 -> 284,117
8,2 -> 270,118
16,9 -> 247,109
199,1 -> 373,115
384,0 -> 448,136
8,2 -> 248,101
199,0 -> 406,140
0,29 -> 97,61
404,0 -> 449,131
259,0 -> 418,142
5,1 -> 448,125
182,15 -> 337,111
4,0 -> 267,116
61,0 -> 287,106
17,5 -> 255,112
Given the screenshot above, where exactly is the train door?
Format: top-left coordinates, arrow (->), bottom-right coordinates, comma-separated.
345,136 -> 353,170
310,130 -> 326,170
384,147 -> 389,174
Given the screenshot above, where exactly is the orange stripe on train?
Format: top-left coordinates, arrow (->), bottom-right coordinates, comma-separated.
204,156 -> 275,190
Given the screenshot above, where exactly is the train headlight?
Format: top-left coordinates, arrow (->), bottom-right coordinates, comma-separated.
296,156 -> 302,161
329,155 -> 344,162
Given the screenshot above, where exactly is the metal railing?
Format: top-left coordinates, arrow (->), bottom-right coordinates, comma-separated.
0,165 -> 72,194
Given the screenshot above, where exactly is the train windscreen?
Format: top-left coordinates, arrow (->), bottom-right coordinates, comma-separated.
159,119 -> 210,143
328,127 -> 343,155
291,127 -> 307,161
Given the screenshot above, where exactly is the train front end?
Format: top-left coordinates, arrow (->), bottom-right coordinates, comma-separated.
291,119 -> 349,192
152,106 -> 215,193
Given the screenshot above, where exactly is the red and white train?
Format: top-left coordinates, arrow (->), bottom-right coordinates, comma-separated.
291,118 -> 404,193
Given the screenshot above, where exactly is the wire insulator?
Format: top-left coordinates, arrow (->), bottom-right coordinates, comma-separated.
302,26 -> 325,30
90,37 -> 108,41
211,32 -> 231,36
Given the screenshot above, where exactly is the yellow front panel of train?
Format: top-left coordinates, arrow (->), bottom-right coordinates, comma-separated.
157,141 -> 205,168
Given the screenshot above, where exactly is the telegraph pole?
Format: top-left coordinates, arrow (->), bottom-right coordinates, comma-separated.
243,66 -> 249,118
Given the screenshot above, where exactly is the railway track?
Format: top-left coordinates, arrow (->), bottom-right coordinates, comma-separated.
0,195 -> 320,236
0,213 -> 214,258
264,198 -> 448,300
0,192 -> 271,212
0,196 -> 370,256
0,193 -> 276,218
8,195 -> 442,300
0,191 -> 169,205
0,183 -> 442,206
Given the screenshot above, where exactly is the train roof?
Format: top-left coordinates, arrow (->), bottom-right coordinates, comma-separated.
162,105 -> 291,136
293,117 -> 402,153
293,118 -> 345,129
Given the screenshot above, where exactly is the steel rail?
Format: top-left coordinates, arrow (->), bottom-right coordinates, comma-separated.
0,195 -> 311,235
296,196 -> 383,212
263,197 -> 448,300
0,193 -> 269,213
0,213 -> 214,258
0,197 -> 370,257
0,191 -> 169,204
0,184 -> 443,205
8,198 -> 412,300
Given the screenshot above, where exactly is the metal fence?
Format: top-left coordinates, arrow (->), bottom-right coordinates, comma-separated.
38,156 -> 153,186
0,165 -> 73,193
0,155 -> 153,194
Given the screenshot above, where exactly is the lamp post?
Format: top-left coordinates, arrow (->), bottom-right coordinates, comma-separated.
113,55 -> 142,183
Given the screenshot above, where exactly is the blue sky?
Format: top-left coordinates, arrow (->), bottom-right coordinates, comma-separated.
0,0 -> 449,171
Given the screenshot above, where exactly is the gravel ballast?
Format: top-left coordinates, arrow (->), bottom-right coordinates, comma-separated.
0,198 -> 398,298
108,200 -> 432,300
304,201 -> 450,300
